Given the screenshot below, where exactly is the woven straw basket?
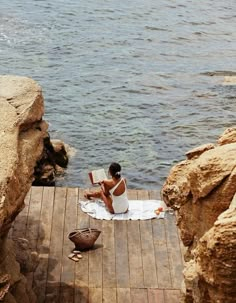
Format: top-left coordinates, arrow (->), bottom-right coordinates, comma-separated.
68,228 -> 101,250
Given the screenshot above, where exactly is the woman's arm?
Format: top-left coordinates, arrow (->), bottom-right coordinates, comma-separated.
100,179 -> 113,196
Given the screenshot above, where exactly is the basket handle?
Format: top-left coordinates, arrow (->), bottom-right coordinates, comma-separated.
74,228 -> 92,233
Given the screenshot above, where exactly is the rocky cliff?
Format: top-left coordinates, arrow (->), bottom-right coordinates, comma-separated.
0,75 -> 48,302
161,127 -> 236,303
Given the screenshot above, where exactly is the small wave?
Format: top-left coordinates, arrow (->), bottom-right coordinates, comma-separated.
122,89 -> 150,95
225,96 -> 236,100
142,85 -> 169,91
175,36 -> 191,41
193,31 -> 208,36
201,71 -> 236,76
194,92 -> 218,98
145,26 -> 170,32
188,21 -> 216,26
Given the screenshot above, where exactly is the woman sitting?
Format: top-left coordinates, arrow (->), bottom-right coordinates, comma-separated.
84,162 -> 129,214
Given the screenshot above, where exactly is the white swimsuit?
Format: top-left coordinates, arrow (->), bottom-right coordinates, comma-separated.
109,178 -> 129,214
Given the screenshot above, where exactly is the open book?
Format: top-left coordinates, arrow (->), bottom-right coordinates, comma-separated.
89,168 -> 107,185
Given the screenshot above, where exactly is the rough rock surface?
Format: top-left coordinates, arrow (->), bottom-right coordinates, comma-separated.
162,129 -> 236,249
0,75 -> 47,302
218,127 -> 236,145
33,137 -> 69,186
185,143 -> 215,160
161,127 -> 236,302
183,194 -> 236,303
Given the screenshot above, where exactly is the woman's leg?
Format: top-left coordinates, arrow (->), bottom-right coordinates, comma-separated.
84,190 -> 114,214
100,191 -> 114,214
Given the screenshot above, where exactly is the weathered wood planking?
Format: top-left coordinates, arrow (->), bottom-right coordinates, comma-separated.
117,288 -> 131,303
102,220 -> 116,288
25,186 -> 43,250
10,187 -> 32,239
60,188 -> 78,302
16,186 -> 185,303
89,288 -> 102,303
165,213 -> 184,289
138,190 -> 158,288
127,190 -> 144,288
148,289 -> 165,303
115,220 -> 130,288
149,190 -> 172,288
164,289 -> 182,303
34,186 -> 55,303
103,288 -> 117,303
74,188 -> 90,303
130,288 -> 148,303
45,187 -> 67,303
88,216 -> 103,289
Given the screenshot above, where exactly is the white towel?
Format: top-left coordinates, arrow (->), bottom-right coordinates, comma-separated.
79,199 -> 166,220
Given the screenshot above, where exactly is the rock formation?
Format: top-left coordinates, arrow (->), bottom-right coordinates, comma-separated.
33,137 -> 69,186
0,75 -> 47,302
161,127 -> 236,303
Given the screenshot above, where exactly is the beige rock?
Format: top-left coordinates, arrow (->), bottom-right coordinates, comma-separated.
217,127 -> 236,145
51,139 -> 69,168
0,75 -> 48,303
162,142 -> 236,249
162,127 -> 236,302
184,198 -> 236,303
185,143 -> 215,160
0,75 -> 47,237
188,143 -> 236,201
161,160 -> 192,208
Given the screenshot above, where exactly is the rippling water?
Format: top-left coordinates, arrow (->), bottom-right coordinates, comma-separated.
0,0 -> 235,189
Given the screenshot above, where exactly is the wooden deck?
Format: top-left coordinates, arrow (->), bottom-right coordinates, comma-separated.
10,186 -> 184,303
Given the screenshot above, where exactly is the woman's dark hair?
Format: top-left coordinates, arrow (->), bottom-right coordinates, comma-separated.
109,162 -> 121,179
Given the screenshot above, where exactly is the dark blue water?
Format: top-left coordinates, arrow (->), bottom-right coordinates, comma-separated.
0,0 -> 236,189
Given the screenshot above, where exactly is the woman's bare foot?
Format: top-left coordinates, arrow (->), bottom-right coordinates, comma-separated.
84,192 -> 93,200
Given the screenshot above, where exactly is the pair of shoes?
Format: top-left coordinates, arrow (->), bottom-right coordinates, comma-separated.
68,252 -> 83,262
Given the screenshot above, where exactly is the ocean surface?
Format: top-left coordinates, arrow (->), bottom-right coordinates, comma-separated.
0,0 -> 235,189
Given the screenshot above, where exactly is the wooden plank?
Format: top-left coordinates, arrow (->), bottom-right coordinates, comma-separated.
37,187 -> 55,253
147,289 -> 165,303
164,213 -> 184,289
117,288 -> 131,303
127,189 -> 138,200
11,187 -> 32,239
103,288 -> 117,303
59,187 -> 78,302
45,187 -> 67,303
74,188 -> 89,303
138,190 -> 158,288
164,289 -> 181,303
149,190 -> 172,289
130,288 -> 148,303
115,220 -> 130,288
25,186 -> 43,250
34,186 -> 55,303
102,220 -> 116,288
77,188 -> 90,229
177,223 -> 186,265
127,189 -> 144,288
88,216 -> 103,288
149,189 -> 161,200
89,288 -> 102,303
127,221 -> 144,288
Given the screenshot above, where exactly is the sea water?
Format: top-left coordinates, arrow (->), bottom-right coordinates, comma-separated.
0,0 -> 235,189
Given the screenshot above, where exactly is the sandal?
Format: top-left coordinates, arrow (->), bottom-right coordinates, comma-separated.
68,253 -> 82,262
71,248 -> 81,254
